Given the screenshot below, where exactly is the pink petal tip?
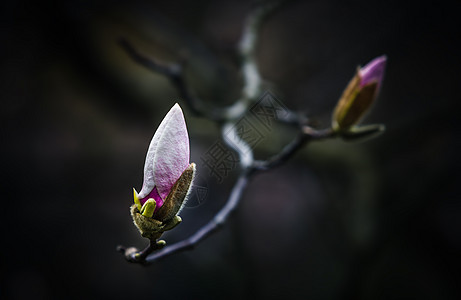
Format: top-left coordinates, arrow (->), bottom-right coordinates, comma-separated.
359,55 -> 387,88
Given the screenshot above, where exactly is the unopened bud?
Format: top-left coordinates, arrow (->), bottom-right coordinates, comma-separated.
333,56 -> 387,132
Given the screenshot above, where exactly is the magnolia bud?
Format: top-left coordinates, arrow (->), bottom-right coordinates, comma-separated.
332,55 -> 387,132
131,104 -> 196,241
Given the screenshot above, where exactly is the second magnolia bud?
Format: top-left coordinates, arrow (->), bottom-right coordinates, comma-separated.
332,55 -> 387,132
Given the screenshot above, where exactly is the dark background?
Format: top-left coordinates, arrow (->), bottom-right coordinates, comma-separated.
1,0 -> 460,299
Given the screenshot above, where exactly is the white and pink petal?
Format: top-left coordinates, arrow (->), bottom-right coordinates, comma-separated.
152,104 -> 190,200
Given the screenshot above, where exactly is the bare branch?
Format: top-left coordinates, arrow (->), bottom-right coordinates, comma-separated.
119,2 -> 282,121
119,38 -> 246,121
144,172 -> 251,264
239,1 -> 283,100
252,127 -> 336,171
117,239 -> 165,264
117,124 -> 335,264
222,122 -> 255,169
118,38 -> 208,118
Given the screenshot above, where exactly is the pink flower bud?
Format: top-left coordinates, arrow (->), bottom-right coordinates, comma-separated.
333,55 -> 387,131
131,103 -> 196,240
135,103 -> 191,212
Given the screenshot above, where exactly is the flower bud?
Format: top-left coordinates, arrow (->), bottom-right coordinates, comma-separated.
332,55 -> 387,132
131,103 -> 196,240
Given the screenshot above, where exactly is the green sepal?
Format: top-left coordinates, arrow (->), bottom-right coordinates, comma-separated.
339,124 -> 385,142
131,205 -> 164,240
133,188 -> 142,211
130,206 -> 184,241
130,162 -> 196,241
155,163 -> 195,222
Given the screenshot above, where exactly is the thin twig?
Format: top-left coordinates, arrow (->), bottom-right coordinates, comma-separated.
222,122 -> 255,169
239,0 -> 283,100
252,127 -> 335,171
144,172 -> 251,263
117,239 -> 165,264
135,240 -> 159,261
119,2 -> 282,122
118,38 -> 207,118
119,38 -> 246,121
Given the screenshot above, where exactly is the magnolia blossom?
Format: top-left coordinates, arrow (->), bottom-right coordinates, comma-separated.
133,103 -> 194,218
333,55 -> 387,131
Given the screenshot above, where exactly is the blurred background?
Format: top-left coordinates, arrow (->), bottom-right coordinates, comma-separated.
1,0 -> 460,299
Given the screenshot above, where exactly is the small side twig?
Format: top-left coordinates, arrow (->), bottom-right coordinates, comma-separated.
118,38 -> 207,119
253,127 -> 335,171
238,0 -> 284,100
119,2 -> 282,122
119,38 -> 247,121
117,239 -> 165,264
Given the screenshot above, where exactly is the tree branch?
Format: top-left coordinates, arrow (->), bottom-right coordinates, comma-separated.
118,38 -> 208,119
144,171 -> 251,263
139,127 -> 334,264
238,0 -> 284,100
252,127 -> 335,171
119,2 -> 282,122
117,124 -> 335,264
117,0 -> 339,265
